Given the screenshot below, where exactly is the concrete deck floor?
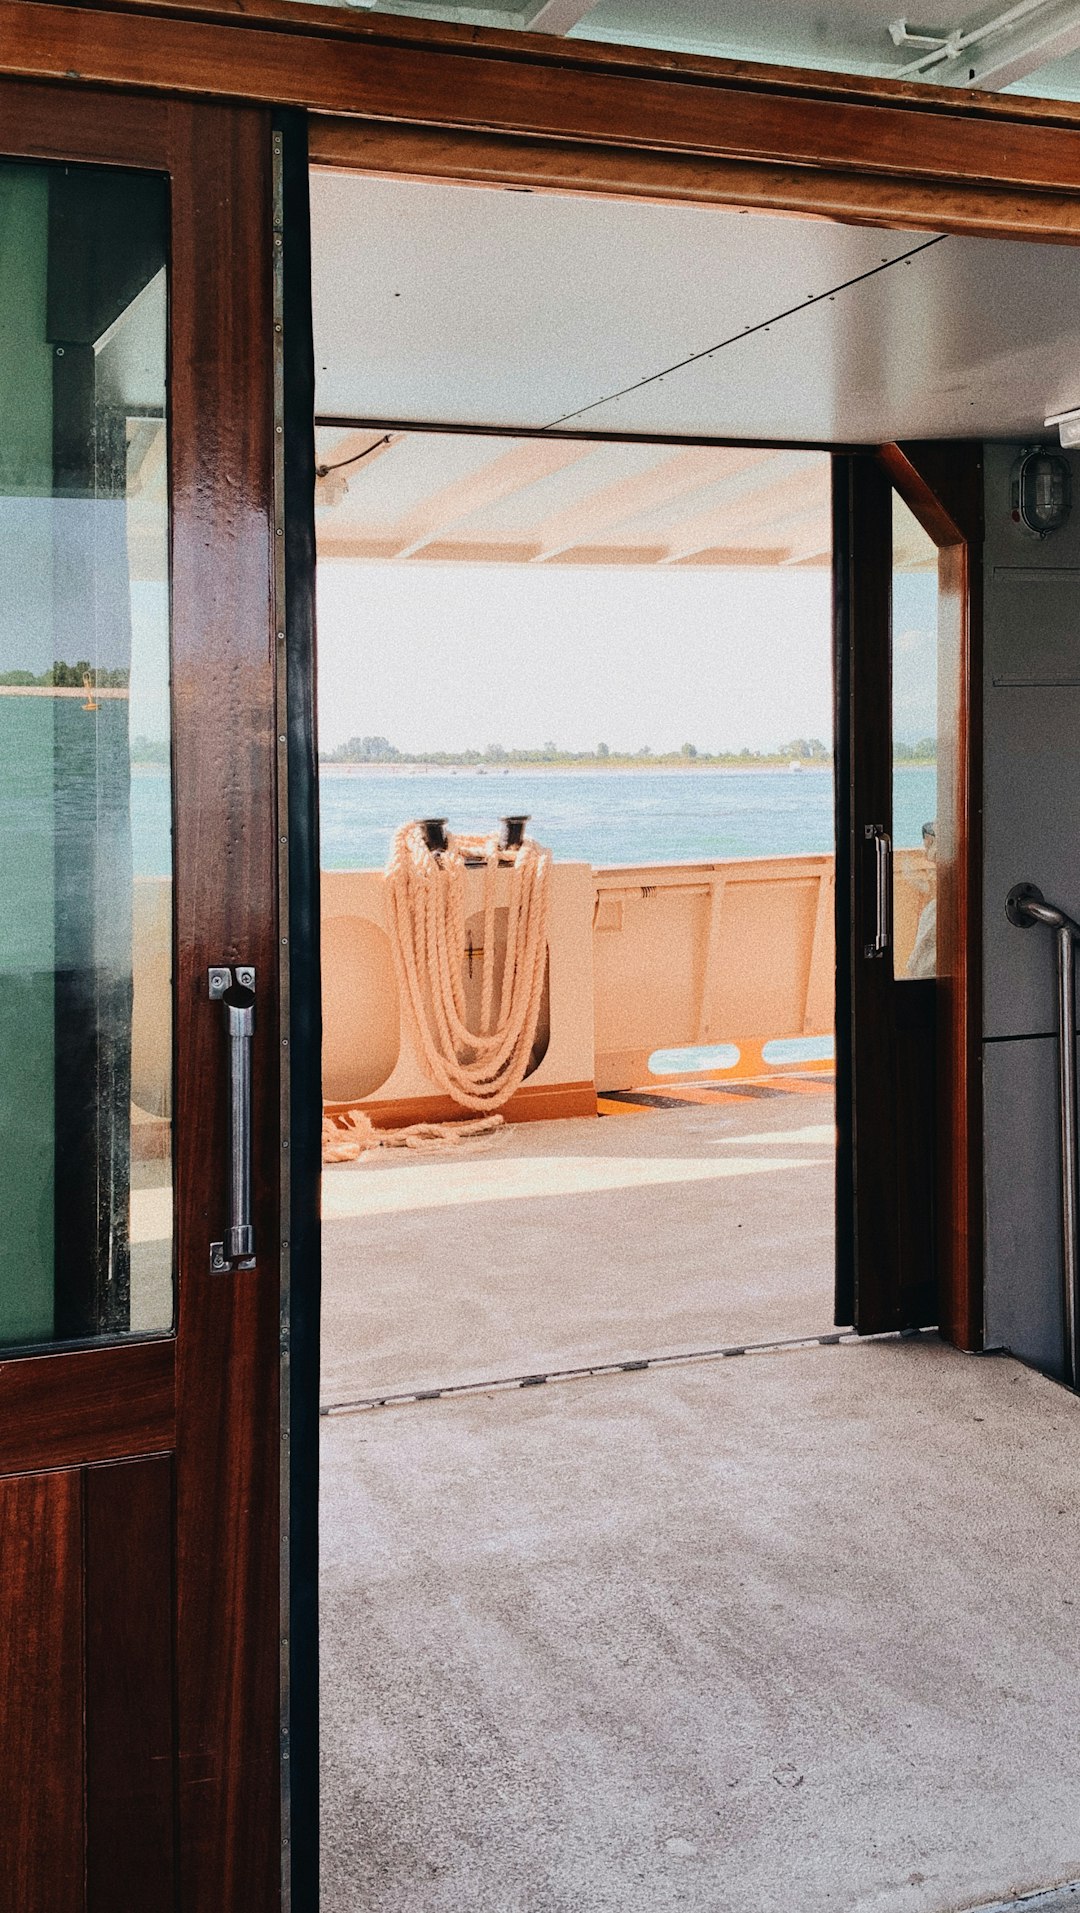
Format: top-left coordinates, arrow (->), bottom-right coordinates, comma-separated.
320,1091 -> 1080,1912
321,1339 -> 1080,1913
321,1082 -> 836,1405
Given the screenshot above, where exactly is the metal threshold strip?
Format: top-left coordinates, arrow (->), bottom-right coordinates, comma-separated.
962,1882 -> 1080,1912
318,1326 -> 917,1418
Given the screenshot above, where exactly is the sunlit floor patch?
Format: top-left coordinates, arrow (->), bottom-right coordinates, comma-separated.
321,1092 -> 837,1402
130,1185 -> 172,1243
711,1123 -> 835,1147
322,1151 -> 825,1219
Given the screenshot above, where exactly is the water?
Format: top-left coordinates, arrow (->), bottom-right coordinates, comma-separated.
130,764 -> 937,875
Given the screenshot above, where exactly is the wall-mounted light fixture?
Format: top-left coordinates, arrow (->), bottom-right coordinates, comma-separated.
1013,445 -> 1072,536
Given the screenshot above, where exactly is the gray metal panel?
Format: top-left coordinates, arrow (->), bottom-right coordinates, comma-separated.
982,443 -> 1080,1370
983,443 -> 1080,1043
984,1036 -> 1066,1374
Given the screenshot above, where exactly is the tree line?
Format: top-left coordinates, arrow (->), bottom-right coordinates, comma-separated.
0,661 -> 130,688
320,734 -> 848,768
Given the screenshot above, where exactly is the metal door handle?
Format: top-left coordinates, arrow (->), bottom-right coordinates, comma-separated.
1007,882 -> 1080,1388
209,965 -> 256,1271
863,824 -> 892,958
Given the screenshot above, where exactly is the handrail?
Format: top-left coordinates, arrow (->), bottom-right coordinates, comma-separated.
1009,893 -> 1080,937
1006,883 -> 1080,1386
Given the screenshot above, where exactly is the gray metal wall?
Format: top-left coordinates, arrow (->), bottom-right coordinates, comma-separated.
983,441 -> 1080,1374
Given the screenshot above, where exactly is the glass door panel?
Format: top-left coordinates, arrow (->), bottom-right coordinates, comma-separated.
891,491 -> 940,980
0,159 -> 171,1348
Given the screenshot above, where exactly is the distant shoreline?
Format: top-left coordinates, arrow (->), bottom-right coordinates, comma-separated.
131,759 -> 934,776
316,760 -> 933,776
318,761 -> 833,776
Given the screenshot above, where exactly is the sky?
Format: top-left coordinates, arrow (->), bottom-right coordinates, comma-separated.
893,570 -> 939,746
1,540 -> 936,758
316,560 -> 840,756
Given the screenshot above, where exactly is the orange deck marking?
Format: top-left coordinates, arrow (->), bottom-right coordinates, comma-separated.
596,1071 -> 835,1116
635,1085 -> 751,1106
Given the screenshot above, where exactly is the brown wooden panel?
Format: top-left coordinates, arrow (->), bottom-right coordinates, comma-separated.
843,443 -> 982,1342
309,121 -> 1080,245
0,1469 -> 85,1913
6,0 -> 1079,262
880,442 -> 981,547
879,442 -> 984,1351
937,533 -> 982,1351
0,77 -> 283,1913
40,0 -> 1080,130
85,1454 -> 176,1913
0,1339 -> 174,1474
0,74 -> 171,163
167,98 -> 280,1912
9,0 -> 1080,214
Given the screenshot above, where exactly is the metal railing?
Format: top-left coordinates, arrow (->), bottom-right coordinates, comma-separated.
1006,882 -> 1080,1386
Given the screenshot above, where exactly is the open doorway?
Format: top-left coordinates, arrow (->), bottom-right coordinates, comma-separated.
311,166 -> 1080,1913
316,427 -> 841,1409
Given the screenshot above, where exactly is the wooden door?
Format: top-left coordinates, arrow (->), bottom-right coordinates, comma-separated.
0,83 -> 282,1909
834,446 -> 982,1340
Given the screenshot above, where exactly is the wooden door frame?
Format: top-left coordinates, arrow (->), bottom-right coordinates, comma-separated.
879,444 -> 984,1350
0,9 -> 1060,1899
0,77 -> 283,1911
6,0 -> 1080,243
277,104 -> 323,1913
833,446 -> 982,1344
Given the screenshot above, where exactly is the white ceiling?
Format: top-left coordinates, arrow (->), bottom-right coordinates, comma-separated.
313,432 -> 834,566
311,171 -> 1080,443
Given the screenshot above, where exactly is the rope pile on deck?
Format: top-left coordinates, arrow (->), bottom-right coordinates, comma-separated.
323,815 -> 552,1160
322,1107 -> 504,1160
386,817 -> 552,1111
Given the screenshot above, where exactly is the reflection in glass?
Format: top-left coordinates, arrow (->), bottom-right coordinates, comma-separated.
891,493 -> 939,981
0,161 -> 171,1347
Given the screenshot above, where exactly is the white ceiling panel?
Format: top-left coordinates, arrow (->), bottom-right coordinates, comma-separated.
576,235 -> 1080,440
311,172 -> 927,432
311,170 -> 1080,442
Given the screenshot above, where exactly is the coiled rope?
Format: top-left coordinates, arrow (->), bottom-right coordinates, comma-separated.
322,1108 -> 504,1161
384,819 -> 552,1113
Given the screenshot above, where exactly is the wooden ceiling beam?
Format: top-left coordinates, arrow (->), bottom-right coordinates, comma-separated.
383,437 -> 596,557
529,445 -> 769,561
777,517 -> 836,565
314,442 -> 833,565
310,121 -> 1080,246
23,0 -> 1080,127
656,454 -> 826,563
9,0 -> 1080,239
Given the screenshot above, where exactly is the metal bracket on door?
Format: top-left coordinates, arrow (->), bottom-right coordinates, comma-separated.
863,824 -> 892,959
209,965 -> 257,1272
